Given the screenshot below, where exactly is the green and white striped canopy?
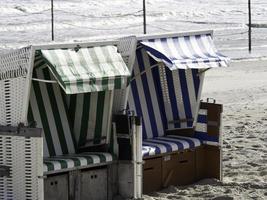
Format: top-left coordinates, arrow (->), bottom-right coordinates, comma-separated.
37,45 -> 130,94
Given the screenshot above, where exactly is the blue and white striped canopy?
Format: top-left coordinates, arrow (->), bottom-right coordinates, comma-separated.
140,34 -> 229,70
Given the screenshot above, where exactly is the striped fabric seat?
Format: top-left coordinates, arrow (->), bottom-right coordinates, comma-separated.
43,152 -> 115,173
142,135 -> 202,158
67,91 -> 112,148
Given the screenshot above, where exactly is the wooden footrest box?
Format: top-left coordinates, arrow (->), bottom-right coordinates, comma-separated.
44,173 -> 69,200
143,157 -> 162,194
162,150 -> 195,187
80,168 -> 108,200
44,167 -> 109,200
196,145 -> 221,181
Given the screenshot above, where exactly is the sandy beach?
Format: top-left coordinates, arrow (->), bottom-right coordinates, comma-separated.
142,61 -> 267,199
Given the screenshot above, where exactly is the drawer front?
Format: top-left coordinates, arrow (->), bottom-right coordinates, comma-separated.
143,157 -> 162,193
80,168 -> 108,200
44,174 -> 69,200
162,151 -> 196,187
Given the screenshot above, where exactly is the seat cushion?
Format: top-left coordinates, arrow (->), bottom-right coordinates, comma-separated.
43,152 -> 115,173
142,135 -> 202,158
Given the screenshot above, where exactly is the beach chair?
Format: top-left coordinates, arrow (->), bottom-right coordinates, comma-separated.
123,30 -> 229,194
0,37 -> 136,200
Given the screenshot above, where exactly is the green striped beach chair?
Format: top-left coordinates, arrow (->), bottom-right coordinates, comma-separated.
28,66 -> 115,174
0,36 -> 137,199
30,40 -> 135,173
29,40 -> 135,199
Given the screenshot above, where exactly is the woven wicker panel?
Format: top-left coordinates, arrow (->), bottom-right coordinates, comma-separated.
0,135 -> 43,200
0,47 -> 30,81
113,36 -> 137,114
0,47 -> 32,126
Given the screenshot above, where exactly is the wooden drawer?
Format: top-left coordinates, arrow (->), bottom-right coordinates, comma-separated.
44,173 -> 69,200
196,145 -> 221,181
143,157 -> 162,194
80,168 -> 108,200
162,150 -> 196,187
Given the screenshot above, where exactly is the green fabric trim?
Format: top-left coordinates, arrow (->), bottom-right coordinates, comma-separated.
94,92 -> 105,144
79,93 -> 91,146
44,161 -> 55,171
32,70 -> 56,156
43,68 -> 69,155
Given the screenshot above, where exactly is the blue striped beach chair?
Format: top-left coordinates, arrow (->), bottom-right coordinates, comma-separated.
126,30 -> 229,193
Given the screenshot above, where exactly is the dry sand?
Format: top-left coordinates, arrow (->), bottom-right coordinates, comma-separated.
143,60 -> 267,200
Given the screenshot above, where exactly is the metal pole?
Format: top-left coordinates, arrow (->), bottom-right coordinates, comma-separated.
248,0 -> 251,52
51,0 -> 54,41
143,0 -> 146,34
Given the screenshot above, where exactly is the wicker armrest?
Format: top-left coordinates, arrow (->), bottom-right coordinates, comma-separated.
165,128 -> 195,137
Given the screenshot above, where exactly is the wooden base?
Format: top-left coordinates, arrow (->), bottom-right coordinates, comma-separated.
196,145 -> 221,180
44,165 -> 114,200
44,173 -> 69,200
143,157 -> 162,194
162,150 -> 195,187
143,149 -> 196,194
143,145 -> 221,194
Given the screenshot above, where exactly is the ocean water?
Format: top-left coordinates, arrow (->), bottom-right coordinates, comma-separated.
1,0 -> 267,59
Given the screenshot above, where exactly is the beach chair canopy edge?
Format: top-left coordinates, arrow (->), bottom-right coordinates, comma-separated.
140,33 -> 230,70
35,45 -> 131,94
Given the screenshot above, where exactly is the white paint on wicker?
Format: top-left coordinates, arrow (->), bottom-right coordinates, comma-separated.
0,135 -> 43,200
113,36 -> 137,114
0,47 -> 32,126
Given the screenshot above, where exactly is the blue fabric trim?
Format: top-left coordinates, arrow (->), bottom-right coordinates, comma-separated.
164,136 -> 198,149
141,43 -> 173,65
179,69 -> 193,127
166,69 -> 180,128
194,131 -> 219,142
153,137 -> 184,150
197,114 -> 207,123
192,69 -> 200,99
150,57 -> 168,131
